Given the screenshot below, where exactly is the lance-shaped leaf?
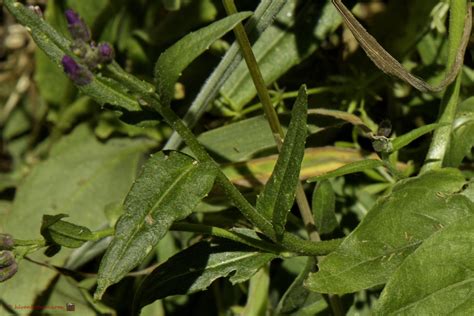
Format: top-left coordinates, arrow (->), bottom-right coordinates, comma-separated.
255,87 -> 308,236
373,215 -> 474,315
4,0 -> 141,112
154,11 -> 252,107
312,180 -> 338,235
134,240 -> 277,311
95,152 -> 217,299
41,214 -> 94,248
307,159 -> 383,182
391,123 -> 445,152
305,168 -> 474,294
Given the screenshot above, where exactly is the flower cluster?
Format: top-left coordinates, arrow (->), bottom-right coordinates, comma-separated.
0,234 -> 17,282
62,9 -> 115,86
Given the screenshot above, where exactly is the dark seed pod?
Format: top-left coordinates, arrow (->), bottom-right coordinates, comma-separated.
62,55 -> 93,86
0,251 -> 15,268
0,262 -> 18,282
0,234 -> 14,250
65,9 -> 91,42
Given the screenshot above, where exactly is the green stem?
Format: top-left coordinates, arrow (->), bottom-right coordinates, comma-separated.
421,0 -> 468,172
222,0 -> 284,142
222,0 -> 321,242
170,222 -> 286,255
106,55 -> 341,256
91,227 -> 115,240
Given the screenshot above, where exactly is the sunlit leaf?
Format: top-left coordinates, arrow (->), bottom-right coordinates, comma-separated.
256,86 -> 307,236
374,215 -> 474,315
305,168 -> 474,294
307,159 -> 383,182
4,0 -> 141,112
95,151 -> 217,299
391,123 -> 444,152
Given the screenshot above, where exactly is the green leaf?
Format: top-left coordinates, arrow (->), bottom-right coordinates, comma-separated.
255,86 -> 308,236
164,0 -> 288,149
95,151 -> 217,299
307,159 -> 384,182
4,0 -> 141,112
445,96 -> 474,167
305,168 -> 474,294
218,1 -> 341,112
275,257 -> 327,316
242,265 -> 270,316
373,215 -> 474,315
134,240 -> 277,310
0,124 -> 150,307
391,123 -> 444,152
154,11 -> 252,107
34,0 -> 74,105
312,180 -> 338,235
41,214 -> 94,248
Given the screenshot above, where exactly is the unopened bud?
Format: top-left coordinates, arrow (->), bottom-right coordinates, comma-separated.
65,9 -> 91,42
62,55 -> 93,86
97,42 -> 114,64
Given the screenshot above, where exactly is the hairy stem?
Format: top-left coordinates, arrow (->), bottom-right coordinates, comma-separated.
222,0 -> 321,243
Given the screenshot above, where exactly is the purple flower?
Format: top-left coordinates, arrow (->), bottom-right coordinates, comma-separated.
62,55 -> 93,86
98,43 -> 114,63
65,9 -> 91,42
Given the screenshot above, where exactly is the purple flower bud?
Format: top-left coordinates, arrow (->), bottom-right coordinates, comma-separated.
0,251 -> 15,268
62,55 -> 93,86
0,234 -> 13,250
65,9 -> 91,42
98,43 -> 114,63
0,262 -> 18,282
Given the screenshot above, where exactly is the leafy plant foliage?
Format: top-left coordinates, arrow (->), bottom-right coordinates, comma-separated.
1,0 -> 473,314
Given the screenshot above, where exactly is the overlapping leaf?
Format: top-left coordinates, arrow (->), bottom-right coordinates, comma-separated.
95,151 -> 217,299
305,168 -> 474,294
134,240 -> 277,311
374,215 -> 474,315
255,86 -> 307,236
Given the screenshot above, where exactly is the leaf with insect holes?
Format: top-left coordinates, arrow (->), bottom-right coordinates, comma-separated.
154,11 -> 252,107
134,240 -> 277,311
95,151 -> 217,300
4,0 -> 141,112
305,168 -> 474,294
255,86 -> 308,237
